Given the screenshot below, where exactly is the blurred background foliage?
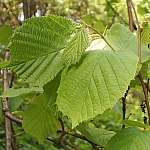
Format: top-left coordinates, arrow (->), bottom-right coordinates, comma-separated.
0,0 -> 150,149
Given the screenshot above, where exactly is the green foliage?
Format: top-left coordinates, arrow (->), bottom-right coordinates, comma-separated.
9,15 -> 89,87
57,50 -> 138,127
78,123 -> 115,146
23,95 -> 59,143
23,75 -> 60,143
0,2 -> 149,147
2,87 -> 43,97
106,128 -> 150,150
0,25 -> 13,46
122,120 -> 148,128
61,27 -> 89,66
106,23 -> 150,63
141,22 -> 150,48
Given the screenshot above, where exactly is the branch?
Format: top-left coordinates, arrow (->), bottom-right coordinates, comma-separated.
138,73 -> 150,125
57,130 -> 103,149
47,137 -> 70,150
2,51 -> 13,150
5,112 -> 22,124
126,0 -> 135,31
122,86 -> 130,128
130,0 -> 142,63
106,0 -> 128,25
81,21 -> 115,51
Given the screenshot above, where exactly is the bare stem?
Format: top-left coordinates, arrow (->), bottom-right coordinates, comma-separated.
138,73 -> 150,125
126,0 -> 134,31
130,0 -> 142,63
122,86 -> 130,128
81,21 -> 115,51
2,51 -> 13,150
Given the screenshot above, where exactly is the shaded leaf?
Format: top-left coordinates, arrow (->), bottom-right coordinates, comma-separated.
0,25 -> 13,46
2,87 -> 43,98
106,127 -> 150,150
78,123 -> 115,146
23,75 -> 60,143
23,95 -> 58,143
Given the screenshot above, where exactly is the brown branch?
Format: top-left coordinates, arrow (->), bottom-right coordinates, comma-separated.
23,0 -> 36,20
47,137 -> 70,150
2,51 -> 13,150
58,118 -> 65,145
126,0 -> 135,31
5,112 -> 22,124
138,73 -> 150,125
145,80 -> 150,93
57,130 -> 103,149
63,139 -> 79,150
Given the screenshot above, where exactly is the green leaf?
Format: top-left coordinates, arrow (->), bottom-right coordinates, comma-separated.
61,28 -> 89,66
9,97 -> 24,111
106,23 -> 150,63
0,61 -> 11,69
23,95 -> 58,143
23,75 -> 60,143
9,16 -> 89,87
106,127 -> 150,150
78,123 -> 115,146
0,25 -> 13,46
2,87 -> 43,97
57,50 -> 138,127
122,120 -> 148,128
141,22 -> 150,47
140,59 -> 150,79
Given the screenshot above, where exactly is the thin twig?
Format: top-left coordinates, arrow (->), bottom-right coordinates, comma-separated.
126,0 -> 134,31
130,0 -> 140,28
138,73 -> 150,125
5,112 -> 22,124
57,130 -> 103,149
127,0 -> 150,124
81,20 -> 115,51
122,86 -> 130,128
130,0 -> 142,63
106,0 -> 127,25
47,137 -> 70,150
63,139 -> 79,150
59,118 -> 65,145
2,51 -> 13,150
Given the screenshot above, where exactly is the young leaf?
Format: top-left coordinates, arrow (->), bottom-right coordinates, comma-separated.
106,127 -> 150,150
57,50 -> 138,127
